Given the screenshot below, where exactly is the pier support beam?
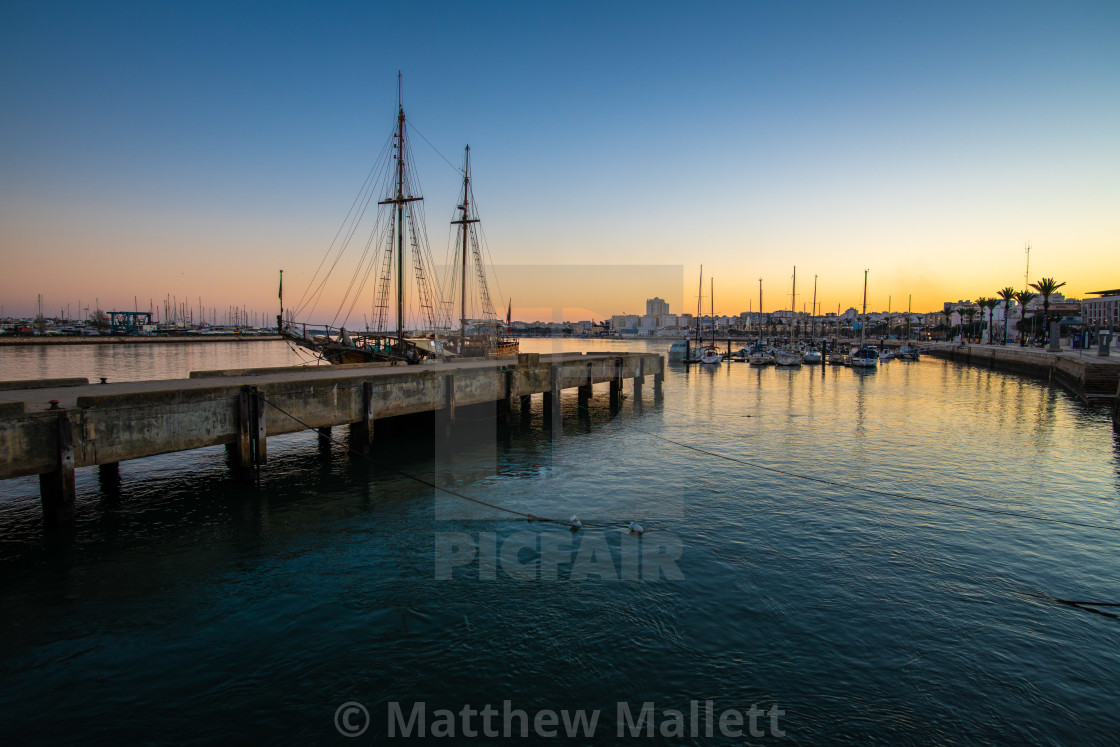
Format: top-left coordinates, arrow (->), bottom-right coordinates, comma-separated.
609,358 -> 623,412
499,369 -> 513,425
350,381 -> 375,455
577,362 -> 592,416
653,357 -> 664,397
231,386 -> 266,481
39,410 -> 76,526
438,374 -> 455,437
544,364 -> 562,425
253,389 -> 267,465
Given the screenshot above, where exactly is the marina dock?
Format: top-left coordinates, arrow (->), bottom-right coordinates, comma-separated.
0,352 -> 664,526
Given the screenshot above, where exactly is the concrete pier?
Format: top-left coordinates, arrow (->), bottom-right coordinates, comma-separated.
0,352 -> 664,525
921,343 -> 1120,406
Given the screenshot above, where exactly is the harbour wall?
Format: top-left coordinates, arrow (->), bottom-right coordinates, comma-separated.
921,343 -> 1119,407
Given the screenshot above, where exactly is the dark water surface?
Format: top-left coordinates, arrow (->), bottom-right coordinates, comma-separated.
1,340 -> 1117,744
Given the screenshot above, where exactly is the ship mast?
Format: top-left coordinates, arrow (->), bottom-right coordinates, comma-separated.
860,269 -> 868,348
758,277 -> 763,344
451,146 -> 479,354
811,274 -> 817,343
791,266 -> 796,343
696,265 -> 703,347
378,73 -> 422,357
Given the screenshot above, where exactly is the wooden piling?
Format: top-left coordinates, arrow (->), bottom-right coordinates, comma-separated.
500,369 -> 513,424
609,357 -> 623,410
253,389 -> 267,464
547,364 -> 562,423
440,374 -> 455,437
39,410 -> 76,526
577,362 -> 592,414
350,381 -> 375,454
232,385 -> 266,479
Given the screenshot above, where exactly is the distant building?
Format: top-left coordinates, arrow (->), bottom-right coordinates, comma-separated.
610,314 -> 633,330
1082,288 -> 1120,328
645,297 -> 669,318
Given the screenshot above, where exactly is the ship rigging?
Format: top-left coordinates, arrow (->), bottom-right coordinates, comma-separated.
279,76 -> 514,364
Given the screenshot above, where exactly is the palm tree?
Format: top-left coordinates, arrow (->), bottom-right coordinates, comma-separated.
1014,290 -> 1037,346
983,298 -> 1000,344
996,286 -> 1016,344
975,297 -> 991,343
959,305 -> 975,342
1029,277 -> 1067,343
942,307 -> 953,340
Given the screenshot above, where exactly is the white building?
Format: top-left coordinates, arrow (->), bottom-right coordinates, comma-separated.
1082,288 -> 1120,329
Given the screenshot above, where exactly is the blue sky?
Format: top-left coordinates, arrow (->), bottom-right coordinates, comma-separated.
2,1 -> 1117,320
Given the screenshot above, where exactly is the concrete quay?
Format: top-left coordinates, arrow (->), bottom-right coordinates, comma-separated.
0,352 -> 664,526
920,342 -> 1120,406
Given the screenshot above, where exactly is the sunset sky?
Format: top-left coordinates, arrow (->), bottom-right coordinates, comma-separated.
2,1 -> 1117,322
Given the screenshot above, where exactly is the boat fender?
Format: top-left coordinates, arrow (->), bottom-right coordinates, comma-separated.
568,515 -> 582,530
628,521 -> 644,535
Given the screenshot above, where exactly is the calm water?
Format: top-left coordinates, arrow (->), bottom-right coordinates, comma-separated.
1,340 -> 1118,744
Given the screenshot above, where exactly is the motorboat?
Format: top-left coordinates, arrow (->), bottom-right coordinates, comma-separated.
896,345 -> 920,361
774,348 -> 802,367
850,346 -> 879,368
668,340 -> 690,361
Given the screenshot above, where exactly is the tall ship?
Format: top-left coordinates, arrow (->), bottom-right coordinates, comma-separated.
279,77 -> 516,365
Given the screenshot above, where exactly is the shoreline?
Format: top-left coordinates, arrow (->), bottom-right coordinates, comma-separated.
0,334 -> 281,346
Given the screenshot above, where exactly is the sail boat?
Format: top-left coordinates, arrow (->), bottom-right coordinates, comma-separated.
447,145 -> 517,359
749,277 -> 773,365
803,274 -> 822,363
879,295 -> 895,361
897,293 -> 920,360
850,269 -> 879,368
699,277 -> 721,364
278,77 -> 512,365
774,266 -> 802,366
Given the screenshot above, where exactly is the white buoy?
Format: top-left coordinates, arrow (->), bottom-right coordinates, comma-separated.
568,515 -> 582,529
628,521 -> 644,535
